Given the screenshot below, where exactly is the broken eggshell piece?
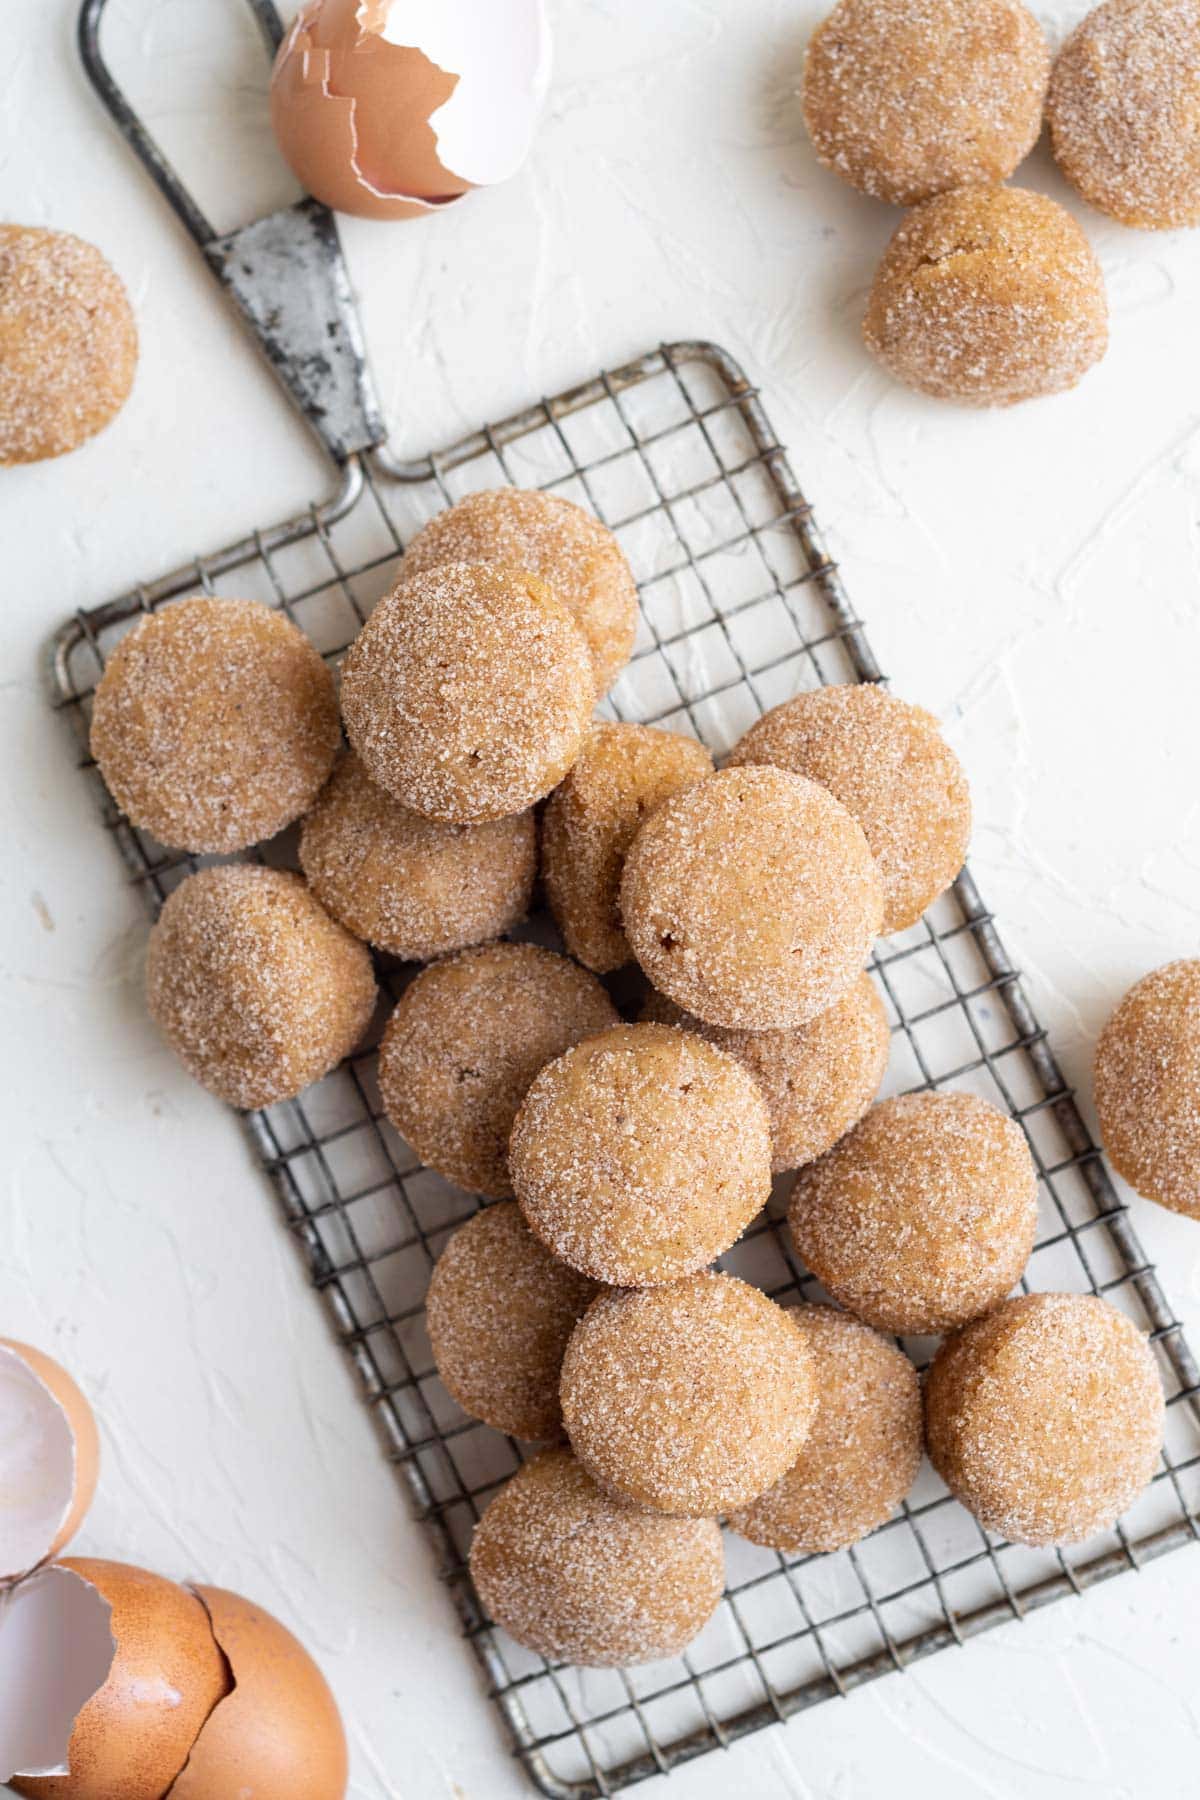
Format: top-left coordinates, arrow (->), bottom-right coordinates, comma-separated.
0,1341 -> 100,1583
270,0 -> 551,221
0,1565 -> 114,1783
170,1585 -> 349,1800
10,1560 -> 230,1800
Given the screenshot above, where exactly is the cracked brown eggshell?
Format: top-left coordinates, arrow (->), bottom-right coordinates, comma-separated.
0,1341 -> 99,1583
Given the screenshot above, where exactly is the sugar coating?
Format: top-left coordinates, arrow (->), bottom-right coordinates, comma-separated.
925,1292 -> 1164,1545
426,1203 -> 599,1441
789,1090 -> 1038,1334
0,224 -> 137,465
1094,959 -> 1200,1218
1048,0 -> 1200,230
510,1023 -> 773,1285
340,562 -> 595,823
643,974 -> 890,1174
377,942 -> 618,1199
399,488 -> 638,696
469,1449 -> 725,1666
299,750 -> 535,959
729,684 -> 971,934
91,597 -> 340,855
863,186 -> 1109,407
560,1273 -> 818,1517
542,721 -> 714,973
803,0 -> 1050,206
146,866 -> 377,1110
729,1305 -> 923,1554
620,766 -> 883,1031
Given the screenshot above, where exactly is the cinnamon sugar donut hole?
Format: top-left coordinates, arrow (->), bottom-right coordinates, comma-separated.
340,562 -> 594,823
510,1023 -> 772,1286
730,685 -> 971,934
925,1292 -> 1164,1545
299,751 -> 535,960
469,1449 -> 725,1666
542,722 -> 714,973
863,187 -> 1109,407
378,943 -> 618,1199
399,489 -> 639,696
729,1306 -> 922,1554
426,1203 -> 598,1440
560,1274 -> 818,1517
642,974 -> 890,1174
620,766 -> 883,1031
789,1091 -> 1038,1335
1048,0 -> 1200,231
1094,959 -> 1200,1218
91,598 -> 340,854
146,866 -> 377,1110
802,0 -> 1050,207
0,225 -> 137,464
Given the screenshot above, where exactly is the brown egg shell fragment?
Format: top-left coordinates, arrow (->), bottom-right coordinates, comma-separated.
925,1292 -> 1165,1545
642,972 -> 890,1173
1094,959 -> 1200,1218
426,1202 -> 599,1440
169,1585 -> 348,1800
510,1022 -> 774,1285
0,1341 -> 100,1581
728,1306 -> 923,1554
1,1566 -> 115,1785
269,0 -> 468,221
560,1273 -> 819,1518
12,1560 -> 230,1800
469,1449 -> 726,1667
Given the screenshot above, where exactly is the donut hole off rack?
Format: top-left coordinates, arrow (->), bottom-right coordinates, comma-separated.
50,341 -> 1200,1798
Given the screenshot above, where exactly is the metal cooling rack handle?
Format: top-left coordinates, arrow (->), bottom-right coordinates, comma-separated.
78,0 -> 387,465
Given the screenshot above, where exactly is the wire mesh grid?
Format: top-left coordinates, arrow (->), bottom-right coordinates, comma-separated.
48,340 -> 1200,1797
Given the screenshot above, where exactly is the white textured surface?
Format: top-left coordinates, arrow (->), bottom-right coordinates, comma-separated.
3,2 -> 1200,1796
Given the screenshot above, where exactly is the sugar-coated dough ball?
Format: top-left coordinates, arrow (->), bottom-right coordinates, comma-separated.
1094,959 -> 1200,1218
803,0 -> 1050,205
91,598 -> 340,855
299,751 -> 535,959
340,562 -> 594,823
789,1091 -> 1038,1334
542,721 -> 714,973
1048,0 -> 1200,230
620,766 -> 883,1031
0,225 -> 137,464
925,1292 -> 1164,1545
730,684 -> 971,934
378,943 -> 618,1199
510,1023 -> 772,1285
399,489 -> 639,696
863,186 -> 1109,407
642,974 -> 890,1174
146,866 -> 377,1109
729,1306 -> 922,1553
426,1203 -> 598,1440
469,1449 -> 725,1666
560,1274 -> 818,1517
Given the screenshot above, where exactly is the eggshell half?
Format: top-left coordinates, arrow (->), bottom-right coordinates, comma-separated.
270,0 -> 550,222
0,1341 -> 100,1582
168,1585 -> 348,1800
11,1560 -> 231,1800
0,1565 -> 115,1783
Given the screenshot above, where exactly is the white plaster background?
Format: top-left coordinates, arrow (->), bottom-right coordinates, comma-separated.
3,0 -> 1200,1795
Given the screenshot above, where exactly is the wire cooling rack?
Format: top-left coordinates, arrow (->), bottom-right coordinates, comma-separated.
50,341 -> 1200,1798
